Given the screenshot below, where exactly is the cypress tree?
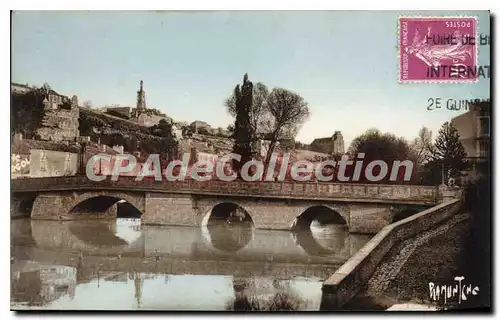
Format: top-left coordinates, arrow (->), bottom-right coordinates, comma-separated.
232,73 -> 254,177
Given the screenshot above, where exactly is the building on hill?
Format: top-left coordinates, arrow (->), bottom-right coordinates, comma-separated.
11,83 -> 80,142
310,131 -> 345,155
103,106 -> 133,118
134,80 -> 147,117
104,80 -> 172,127
11,82 -> 34,94
37,87 -> 80,142
190,120 -> 211,134
451,101 -> 490,165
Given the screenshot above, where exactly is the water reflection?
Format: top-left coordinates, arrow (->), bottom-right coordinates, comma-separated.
202,223 -> 254,252
11,218 -> 372,310
11,261 -> 323,311
11,261 -> 76,307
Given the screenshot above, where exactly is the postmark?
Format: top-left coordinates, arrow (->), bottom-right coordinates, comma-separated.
399,16 -> 478,83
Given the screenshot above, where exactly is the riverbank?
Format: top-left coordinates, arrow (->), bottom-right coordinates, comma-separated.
344,213 -> 488,311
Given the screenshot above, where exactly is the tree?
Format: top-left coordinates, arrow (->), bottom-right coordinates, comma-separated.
348,128 -> 415,183
264,88 -> 310,165
349,129 -> 412,161
150,119 -> 173,137
410,126 -> 433,166
231,73 -> 254,176
226,124 -> 235,138
431,121 -> 467,182
226,82 -> 270,143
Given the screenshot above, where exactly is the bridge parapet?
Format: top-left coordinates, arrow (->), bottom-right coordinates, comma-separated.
12,176 -> 440,205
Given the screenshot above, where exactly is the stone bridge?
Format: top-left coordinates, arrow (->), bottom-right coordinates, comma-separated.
11,176 -> 452,233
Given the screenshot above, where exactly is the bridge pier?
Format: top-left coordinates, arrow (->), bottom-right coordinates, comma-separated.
143,193 -> 202,226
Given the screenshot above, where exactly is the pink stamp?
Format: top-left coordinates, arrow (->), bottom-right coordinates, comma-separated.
399,16 -> 478,83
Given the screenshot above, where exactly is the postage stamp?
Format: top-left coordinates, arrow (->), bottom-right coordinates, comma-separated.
399,16 -> 478,83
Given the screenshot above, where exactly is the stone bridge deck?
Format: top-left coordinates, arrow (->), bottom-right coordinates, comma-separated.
11,176 -> 440,205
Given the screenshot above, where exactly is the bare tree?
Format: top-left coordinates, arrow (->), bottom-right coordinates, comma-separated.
410,126 -> 433,166
264,88 -> 310,164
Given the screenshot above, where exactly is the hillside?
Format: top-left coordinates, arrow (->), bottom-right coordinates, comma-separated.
78,107 -> 179,158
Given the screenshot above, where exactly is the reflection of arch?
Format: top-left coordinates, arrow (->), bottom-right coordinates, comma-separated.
30,220 -> 143,251
69,192 -> 143,218
200,202 -> 254,252
202,224 -> 254,252
292,206 -> 347,230
293,224 -> 349,256
68,221 -> 128,247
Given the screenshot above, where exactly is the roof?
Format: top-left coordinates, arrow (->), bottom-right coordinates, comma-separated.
311,137 -> 332,145
190,120 -> 209,127
46,88 -> 65,97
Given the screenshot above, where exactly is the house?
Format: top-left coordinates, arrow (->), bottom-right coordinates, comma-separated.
190,120 -> 211,133
310,131 -> 345,155
451,101 -> 490,164
104,106 -> 133,118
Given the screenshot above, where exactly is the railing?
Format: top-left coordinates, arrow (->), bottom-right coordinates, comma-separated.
11,176 -> 440,204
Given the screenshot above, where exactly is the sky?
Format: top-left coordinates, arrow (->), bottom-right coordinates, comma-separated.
11,11 -> 490,147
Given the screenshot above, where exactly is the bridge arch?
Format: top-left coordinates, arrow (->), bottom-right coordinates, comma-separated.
291,205 -> 348,230
200,202 -> 254,252
201,202 -> 254,227
68,191 -> 145,218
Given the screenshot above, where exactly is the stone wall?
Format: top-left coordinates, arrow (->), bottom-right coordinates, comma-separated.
29,149 -> 78,178
36,108 -> 79,142
321,199 -> 462,310
136,113 -> 167,127
11,153 -> 31,178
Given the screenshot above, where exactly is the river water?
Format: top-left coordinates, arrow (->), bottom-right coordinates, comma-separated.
10,218 -> 373,311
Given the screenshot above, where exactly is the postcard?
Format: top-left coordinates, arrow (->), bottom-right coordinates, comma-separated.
10,10 -> 491,311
